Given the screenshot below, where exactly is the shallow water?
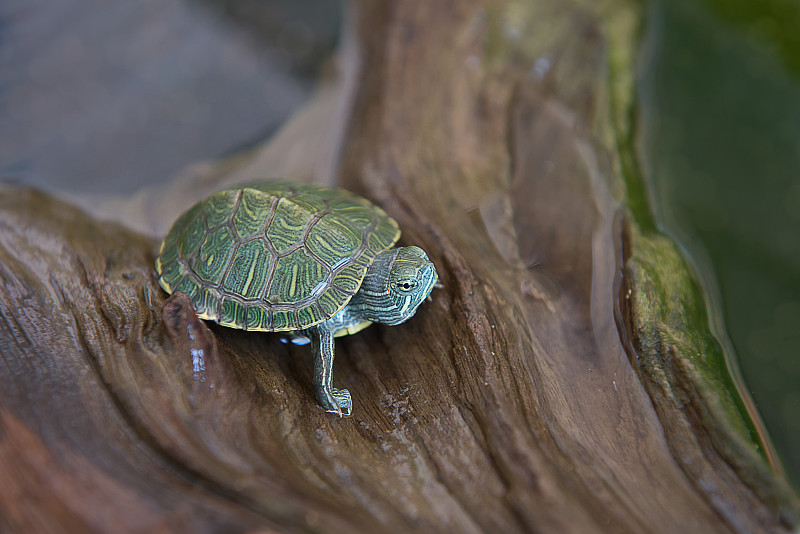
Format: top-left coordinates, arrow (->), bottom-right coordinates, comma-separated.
0,0 -> 338,194
638,0 -> 800,488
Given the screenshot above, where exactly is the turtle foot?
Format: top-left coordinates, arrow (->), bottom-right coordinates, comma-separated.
323,388 -> 352,417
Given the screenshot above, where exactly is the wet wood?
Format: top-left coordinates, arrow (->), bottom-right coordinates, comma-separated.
1,1 -> 798,533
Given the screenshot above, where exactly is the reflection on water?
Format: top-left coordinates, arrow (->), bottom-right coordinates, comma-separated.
638,0 -> 800,489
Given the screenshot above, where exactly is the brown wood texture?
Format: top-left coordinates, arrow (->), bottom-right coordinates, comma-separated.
0,1 -> 797,533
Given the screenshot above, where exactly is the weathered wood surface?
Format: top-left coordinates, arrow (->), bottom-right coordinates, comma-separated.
1,1 -> 798,533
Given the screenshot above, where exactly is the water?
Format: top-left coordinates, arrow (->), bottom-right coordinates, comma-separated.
638,0 -> 800,489
0,0 -> 339,194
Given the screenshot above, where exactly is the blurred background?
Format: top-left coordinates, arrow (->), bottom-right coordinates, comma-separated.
637,0 -> 800,491
0,0 -> 341,194
1,0 -> 797,491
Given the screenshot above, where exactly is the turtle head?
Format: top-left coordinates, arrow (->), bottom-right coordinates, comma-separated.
351,246 -> 438,326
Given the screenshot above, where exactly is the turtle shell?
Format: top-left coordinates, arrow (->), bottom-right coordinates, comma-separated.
156,181 -> 400,331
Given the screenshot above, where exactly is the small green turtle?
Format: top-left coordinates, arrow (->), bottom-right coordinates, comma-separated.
155,180 -> 438,416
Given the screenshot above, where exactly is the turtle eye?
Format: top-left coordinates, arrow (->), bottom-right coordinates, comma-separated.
397,279 -> 416,292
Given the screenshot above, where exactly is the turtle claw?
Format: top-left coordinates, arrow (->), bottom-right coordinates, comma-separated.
326,388 -> 352,417
333,388 -> 353,417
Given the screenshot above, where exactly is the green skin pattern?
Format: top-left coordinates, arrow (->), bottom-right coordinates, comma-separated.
156,181 -> 438,416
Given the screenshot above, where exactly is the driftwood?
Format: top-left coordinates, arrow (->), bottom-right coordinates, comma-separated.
1,1 -> 798,533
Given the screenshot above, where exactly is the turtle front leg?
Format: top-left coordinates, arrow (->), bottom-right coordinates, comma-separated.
309,326 -> 352,417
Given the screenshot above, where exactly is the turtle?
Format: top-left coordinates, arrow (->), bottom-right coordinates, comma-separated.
155,180 -> 438,416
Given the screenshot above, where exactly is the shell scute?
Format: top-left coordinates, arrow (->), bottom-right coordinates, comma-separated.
221,239 -> 273,300
266,197 -> 314,253
331,263 -> 367,294
271,310 -> 295,331
268,248 -> 327,305
246,305 -> 270,331
192,227 -> 236,284
194,287 -> 222,320
233,189 -> 274,239
205,190 -> 238,228
307,214 -> 362,266
219,298 -> 247,328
